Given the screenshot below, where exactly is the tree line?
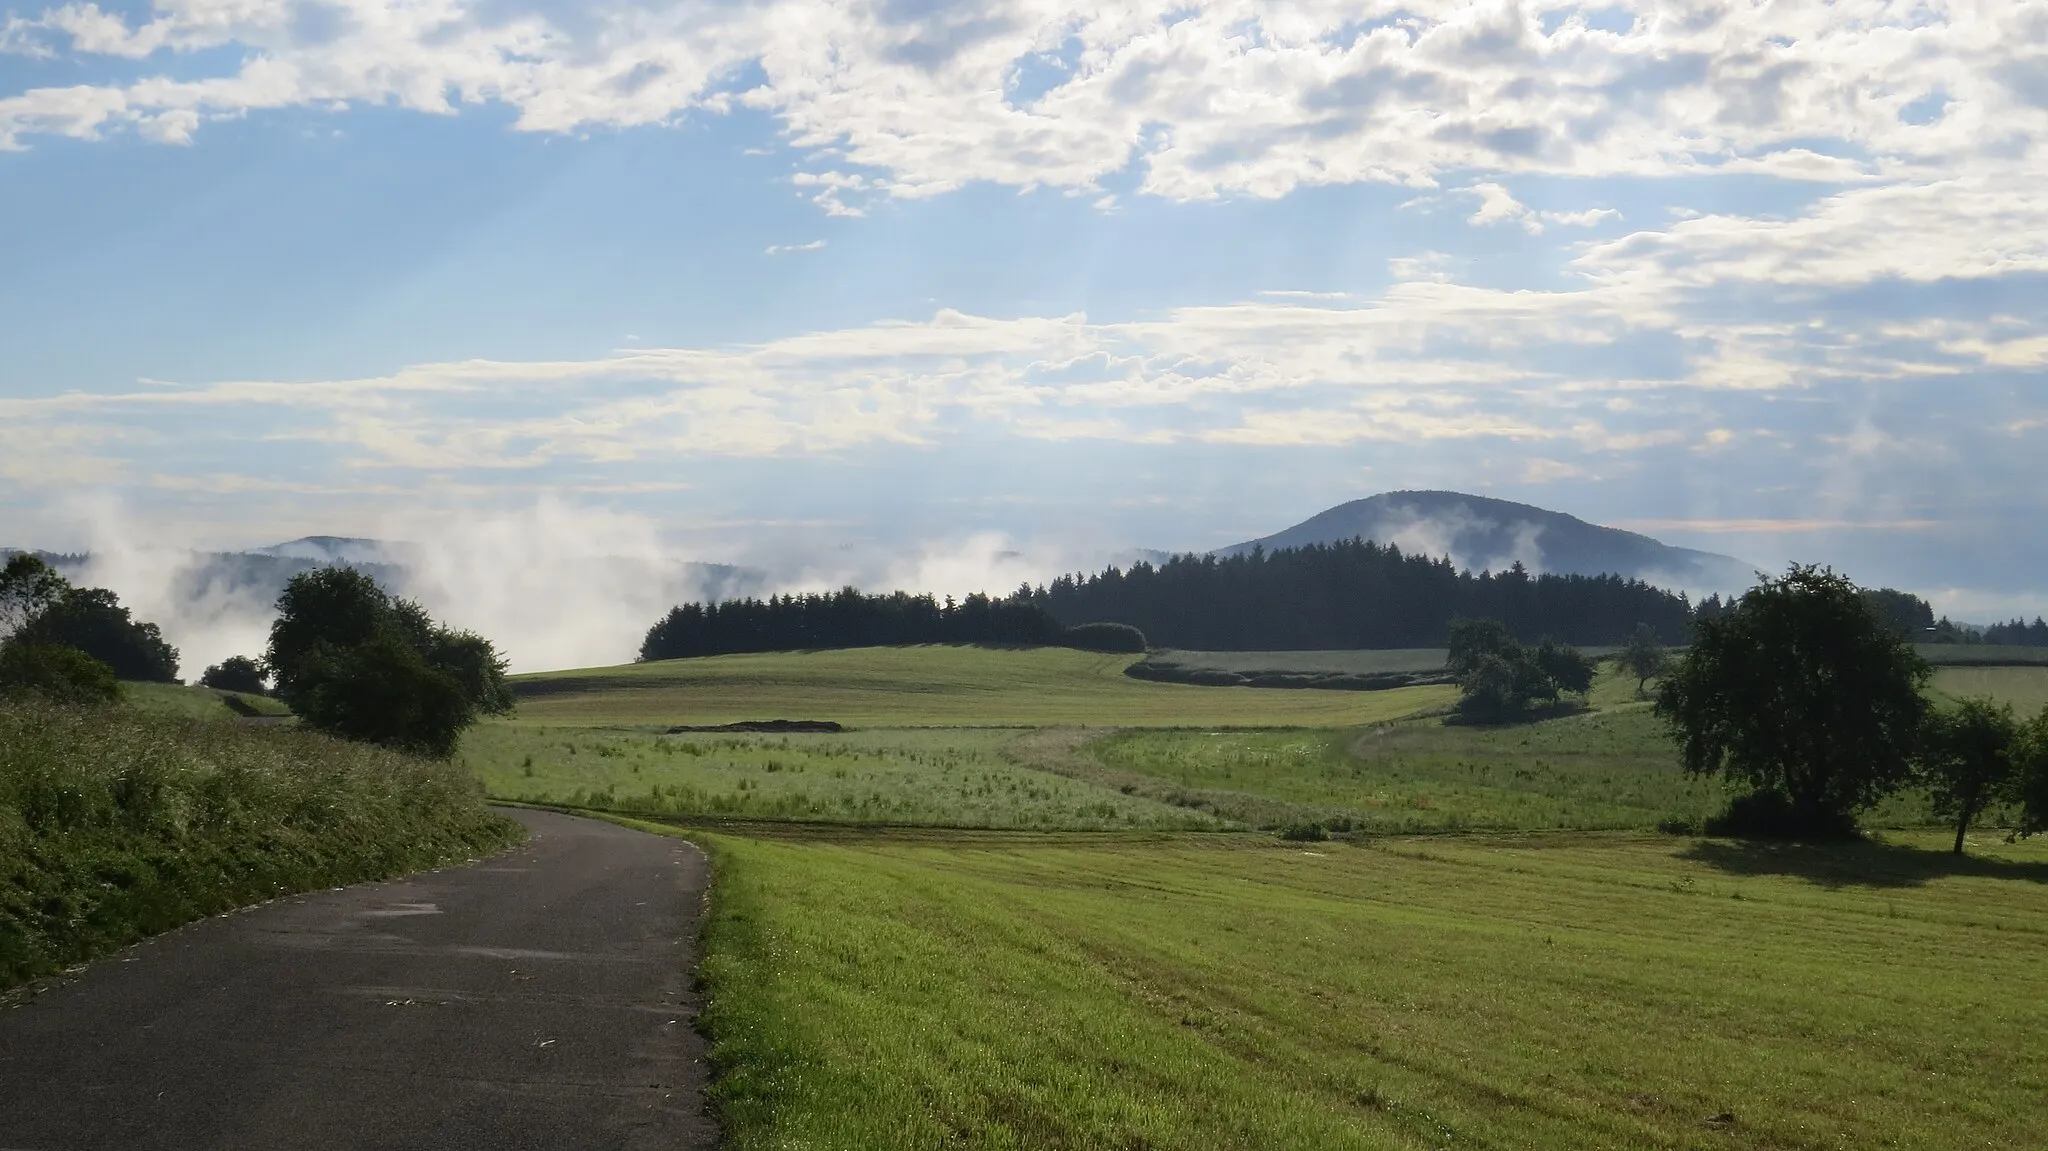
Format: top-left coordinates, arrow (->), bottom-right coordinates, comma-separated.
1023,540 -> 1699,649
639,588 -> 1141,660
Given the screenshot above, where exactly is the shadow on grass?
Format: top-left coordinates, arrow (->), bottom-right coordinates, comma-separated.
1680,837 -> 2048,889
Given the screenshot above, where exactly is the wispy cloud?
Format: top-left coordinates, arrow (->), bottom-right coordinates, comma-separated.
764,239 -> 827,255
1611,519 -> 1944,534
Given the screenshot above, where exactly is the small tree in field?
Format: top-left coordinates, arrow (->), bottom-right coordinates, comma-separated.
2010,709 -> 2048,843
1656,565 -> 1928,838
1447,618 -> 1597,723
1919,698 -> 2019,855
1617,623 -> 1669,698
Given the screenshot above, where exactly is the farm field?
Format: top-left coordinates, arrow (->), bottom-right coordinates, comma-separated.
506,645 -> 1456,728
1917,644 -> 2048,667
1143,648 -> 1452,674
1931,665 -> 2048,713
466,725 -> 1223,830
473,643 -> 2036,1148
653,821 -> 2048,1151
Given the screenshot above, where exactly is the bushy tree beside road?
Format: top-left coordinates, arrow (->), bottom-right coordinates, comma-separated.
265,567 -> 511,757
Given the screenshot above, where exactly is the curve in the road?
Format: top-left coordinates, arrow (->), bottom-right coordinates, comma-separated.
0,808 -> 714,1151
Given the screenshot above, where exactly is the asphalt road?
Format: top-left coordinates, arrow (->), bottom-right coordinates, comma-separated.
0,808 -> 715,1151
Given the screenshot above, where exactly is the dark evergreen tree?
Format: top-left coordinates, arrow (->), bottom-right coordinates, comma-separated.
641,588 -> 1065,660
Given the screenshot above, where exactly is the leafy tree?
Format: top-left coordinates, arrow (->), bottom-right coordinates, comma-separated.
18,587 -> 180,682
265,567 -> 511,757
1617,622 -> 1669,697
1655,565 -> 1930,838
287,632 -> 477,758
199,655 -> 269,695
1859,587 -> 1937,638
1918,697 -> 2019,855
1533,637 -> 1597,696
0,554 -> 68,638
1448,618 -> 1595,723
1447,617 -> 1519,677
0,640 -> 120,704
2011,709 -> 2048,842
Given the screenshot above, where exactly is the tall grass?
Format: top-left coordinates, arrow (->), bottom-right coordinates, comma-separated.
0,700 -> 521,988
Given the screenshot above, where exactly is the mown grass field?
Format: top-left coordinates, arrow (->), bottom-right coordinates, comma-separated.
1086,709 -> 1724,832
1930,665 -> 2048,713
652,822 -> 2048,1151
506,645 -> 1456,728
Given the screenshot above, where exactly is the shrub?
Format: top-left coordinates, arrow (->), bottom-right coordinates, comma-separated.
0,641 -> 119,705
199,655 -> 268,695
1704,791 -> 1861,841
1278,822 -> 1329,842
1062,622 -> 1148,653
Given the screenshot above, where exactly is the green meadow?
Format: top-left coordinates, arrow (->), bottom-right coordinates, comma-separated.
469,644 -> 2045,1149
505,645 -> 1456,728
467,725 -> 1221,830
1930,665 -> 2048,712
660,823 -> 2048,1151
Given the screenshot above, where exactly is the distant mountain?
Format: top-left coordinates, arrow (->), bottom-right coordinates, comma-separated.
1218,491 -> 1758,593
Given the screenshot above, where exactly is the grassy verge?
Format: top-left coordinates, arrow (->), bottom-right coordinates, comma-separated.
0,699 -> 521,989
667,825 -> 2048,1150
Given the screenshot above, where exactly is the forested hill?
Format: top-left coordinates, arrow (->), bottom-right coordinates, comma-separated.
1024,539 -> 1699,649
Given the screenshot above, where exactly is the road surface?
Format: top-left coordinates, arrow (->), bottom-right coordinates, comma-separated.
0,808 -> 714,1151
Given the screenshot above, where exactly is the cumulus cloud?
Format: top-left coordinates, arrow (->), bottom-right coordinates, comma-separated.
3,0 -> 2042,205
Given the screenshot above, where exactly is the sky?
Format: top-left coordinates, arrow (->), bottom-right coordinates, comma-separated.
3,0 -> 2047,628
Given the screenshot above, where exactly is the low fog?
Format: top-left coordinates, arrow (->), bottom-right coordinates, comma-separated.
29,501 -> 1101,677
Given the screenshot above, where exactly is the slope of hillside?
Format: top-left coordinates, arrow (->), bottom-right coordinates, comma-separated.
1219,491 -> 1756,591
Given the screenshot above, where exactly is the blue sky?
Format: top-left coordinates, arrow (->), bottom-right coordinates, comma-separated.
4,0 -> 2048,622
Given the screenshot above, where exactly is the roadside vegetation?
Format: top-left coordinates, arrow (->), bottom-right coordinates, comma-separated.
0,700 -> 519,989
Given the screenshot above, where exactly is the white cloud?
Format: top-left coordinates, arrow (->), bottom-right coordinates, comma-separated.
765,238 -> 828,255
2,0 -> 2041,211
